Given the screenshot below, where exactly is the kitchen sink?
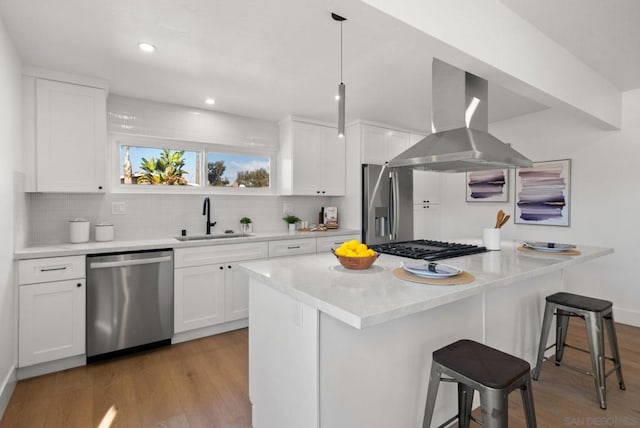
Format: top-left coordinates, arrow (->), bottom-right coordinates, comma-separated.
175,233 -> 252,241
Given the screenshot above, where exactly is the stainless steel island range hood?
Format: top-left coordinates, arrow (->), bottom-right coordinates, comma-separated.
388,59 -> 533,172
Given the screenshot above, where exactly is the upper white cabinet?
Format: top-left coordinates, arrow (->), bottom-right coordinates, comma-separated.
361,124 -> 410,165
24,70 -> 108,193
279,117 -> 346,196
413,170 -> 442,204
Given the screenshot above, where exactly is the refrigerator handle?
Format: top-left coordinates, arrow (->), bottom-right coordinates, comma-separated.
389,170 -> 399,240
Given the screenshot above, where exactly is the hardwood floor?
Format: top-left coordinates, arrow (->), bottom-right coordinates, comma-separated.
1,320 -> 638,427
1,329 -> 251,428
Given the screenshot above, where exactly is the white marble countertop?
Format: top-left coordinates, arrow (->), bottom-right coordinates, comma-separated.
239,240 -> 613,329
14,229 -> 359,260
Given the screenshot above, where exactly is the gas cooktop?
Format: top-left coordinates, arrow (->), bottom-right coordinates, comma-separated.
369,239 -> 487,261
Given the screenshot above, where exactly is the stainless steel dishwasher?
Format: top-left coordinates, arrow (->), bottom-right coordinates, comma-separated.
86,249 -> 173,362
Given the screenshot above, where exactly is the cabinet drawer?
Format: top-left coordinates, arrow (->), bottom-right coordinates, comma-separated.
316,234 -> 360,252
18,256 -> 85,284
268,239 -> 316,258
175,242 -> 269,268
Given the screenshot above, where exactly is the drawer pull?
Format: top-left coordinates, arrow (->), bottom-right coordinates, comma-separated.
287,246 -> 301,249
40,267 -> 67,272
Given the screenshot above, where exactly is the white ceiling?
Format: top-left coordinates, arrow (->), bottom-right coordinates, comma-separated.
498,0 -> 640,91
0,0 -> 634,131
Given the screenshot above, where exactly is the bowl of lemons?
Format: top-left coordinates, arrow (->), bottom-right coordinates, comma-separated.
332,240 -> 379,270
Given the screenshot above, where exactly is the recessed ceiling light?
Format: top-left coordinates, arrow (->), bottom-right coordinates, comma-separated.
138,42 -> 156,53
205,98 -> 215,105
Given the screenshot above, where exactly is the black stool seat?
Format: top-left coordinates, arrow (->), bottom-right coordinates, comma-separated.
546,292 -> 612,312
434,339 -> 531,389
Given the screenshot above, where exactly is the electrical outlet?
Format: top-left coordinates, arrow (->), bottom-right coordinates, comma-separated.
112,201 -> 127,215
282,203 -> 293,215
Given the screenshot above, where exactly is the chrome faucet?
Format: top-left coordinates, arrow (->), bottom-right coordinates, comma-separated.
202,197 -> 217,234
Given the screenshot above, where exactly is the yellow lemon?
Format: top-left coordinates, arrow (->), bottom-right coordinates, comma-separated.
346,240 -> 359,251
356,243 -> 368,254
366,249 -> 376,257
335,247 -> 347,256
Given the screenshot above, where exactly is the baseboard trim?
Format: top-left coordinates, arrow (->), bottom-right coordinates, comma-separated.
0,365 -> 16,421
172,318 -> 248,344
614,306 -> 640,328
17,355 -> 86,380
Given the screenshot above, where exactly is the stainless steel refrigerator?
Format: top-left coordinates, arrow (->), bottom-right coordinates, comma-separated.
362,164 -> 413,245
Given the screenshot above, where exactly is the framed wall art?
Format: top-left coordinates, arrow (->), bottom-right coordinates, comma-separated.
514,159 -> 571,226
466,169 -> 509,202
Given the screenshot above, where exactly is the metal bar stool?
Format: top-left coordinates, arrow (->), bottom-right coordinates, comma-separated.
423,339 -> 537,428
532,292 -> 625,409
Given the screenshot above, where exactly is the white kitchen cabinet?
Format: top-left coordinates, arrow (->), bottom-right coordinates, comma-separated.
361,124 -> 410,165
174,264 -> 226,333
279,117 -> 346,196
413,204 -> 442,240
18,256 -> 86,367
413,170 -> 442,204
224,263 -> 250,322
269,238 -> 317,258
315,234 -> 361,252
30,78 -> 107,192
174,243 -> 268,333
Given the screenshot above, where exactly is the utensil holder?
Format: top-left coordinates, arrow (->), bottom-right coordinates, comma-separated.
482,227 -> 501,250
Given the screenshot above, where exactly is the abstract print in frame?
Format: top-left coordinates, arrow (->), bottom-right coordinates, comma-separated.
515,159 -> 571,226
466,169 -> 509,202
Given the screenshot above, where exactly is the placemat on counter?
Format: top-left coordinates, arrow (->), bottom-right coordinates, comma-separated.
517,246 -> 581,256
392,268 -> 475,285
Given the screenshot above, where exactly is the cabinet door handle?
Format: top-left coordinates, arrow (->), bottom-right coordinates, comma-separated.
321,191 -> 326,194
98,186 -> 103,190
228,265 -> 232,269
287,246 -> 301,249
219,266 -> 224,270
40,267 -> 67,272
77,283 -> 82,288
316,190 -> 320,194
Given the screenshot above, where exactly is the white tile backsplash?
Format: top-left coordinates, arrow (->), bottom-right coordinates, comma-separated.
27,193 -> 336,245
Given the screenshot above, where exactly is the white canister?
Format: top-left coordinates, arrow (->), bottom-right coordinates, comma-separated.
95,223 -> 115,242
69,218 -> 90,243
482,227 -> 501,251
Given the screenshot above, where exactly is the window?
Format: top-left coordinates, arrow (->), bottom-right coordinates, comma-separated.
115,137 -> 274,193
120,146 -> 200,186
206,152 -> 270,188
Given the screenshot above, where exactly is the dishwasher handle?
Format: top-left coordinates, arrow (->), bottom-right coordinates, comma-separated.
89,255 -> 172,269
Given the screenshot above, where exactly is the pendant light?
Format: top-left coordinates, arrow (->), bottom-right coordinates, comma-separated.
332,13 -> 347,138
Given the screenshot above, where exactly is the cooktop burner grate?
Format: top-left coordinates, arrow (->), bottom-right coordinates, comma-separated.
369,239 -> 487,261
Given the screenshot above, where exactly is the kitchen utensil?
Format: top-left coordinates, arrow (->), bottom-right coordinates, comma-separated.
495,210 -> 505,228
69,218 -> 90,243
498,214 -> 511,228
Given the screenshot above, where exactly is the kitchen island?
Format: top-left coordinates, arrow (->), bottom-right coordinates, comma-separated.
240,241 -> 612,428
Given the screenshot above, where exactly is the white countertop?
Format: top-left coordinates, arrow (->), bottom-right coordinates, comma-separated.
239,240 -> 613,329
14,229 -> 359,260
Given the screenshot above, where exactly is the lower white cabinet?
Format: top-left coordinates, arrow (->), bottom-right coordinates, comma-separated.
173,242 -> 268,333
224,263 -> 250,321
316,234 -> 360,252
413,204 -> 442,240
19,279 -> 86,367
174,264 -> 226,333
268,238 -> 316,258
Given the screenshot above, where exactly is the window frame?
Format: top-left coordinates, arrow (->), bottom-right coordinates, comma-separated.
111,134 -> 278,195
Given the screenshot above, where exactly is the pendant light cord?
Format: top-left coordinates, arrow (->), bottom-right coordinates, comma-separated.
340,21 -> 343,83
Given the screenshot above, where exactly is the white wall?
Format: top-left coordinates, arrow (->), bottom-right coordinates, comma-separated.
0,13 -> 20,417
439,89 -> 640,326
